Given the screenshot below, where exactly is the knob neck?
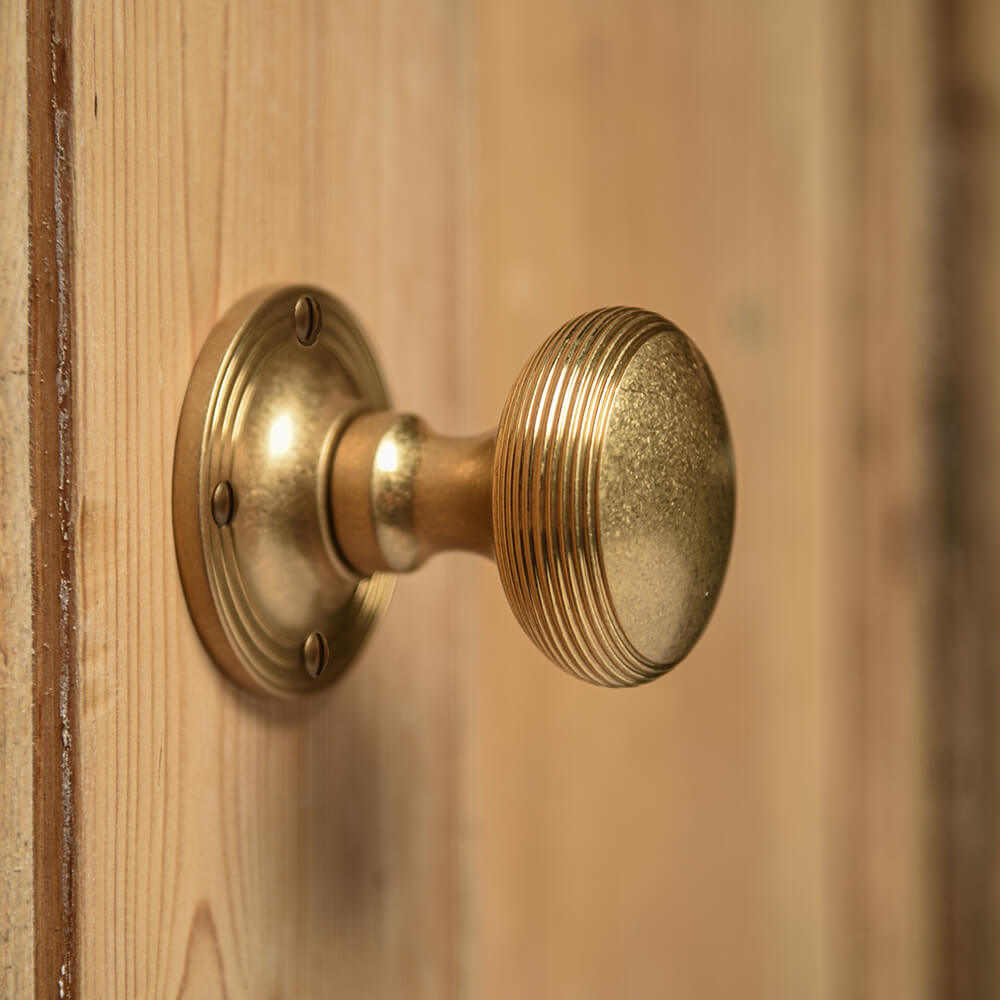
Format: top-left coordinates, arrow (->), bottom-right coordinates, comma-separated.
330,412 -> 495,573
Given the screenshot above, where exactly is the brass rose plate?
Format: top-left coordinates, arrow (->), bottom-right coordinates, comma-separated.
175,286 -> 735,697
172,286 -> 393,697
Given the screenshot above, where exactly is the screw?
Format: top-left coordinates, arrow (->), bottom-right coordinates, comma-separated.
211,480 -> 234,526
302,631 -> 330,678
294,294 -> 322,346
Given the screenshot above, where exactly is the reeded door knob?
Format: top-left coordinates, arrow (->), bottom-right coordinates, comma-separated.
173,287 -> 734,697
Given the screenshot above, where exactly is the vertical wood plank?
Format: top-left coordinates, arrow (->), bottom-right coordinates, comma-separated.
930,1 -> 1000,996
8,0 -> 990,994
70,1 -> 466,995
472,1 -> 843,996
0,0 -> 33,995
838,4 -> 935,997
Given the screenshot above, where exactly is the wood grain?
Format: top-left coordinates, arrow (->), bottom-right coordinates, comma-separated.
930,2 -> 1000,996
1,0 -> 33,995
838,4 -> 936,998
70,1 -> 469,995
472,2 -> 844,996
7,0 -> 994,995
469,2 -> 997,997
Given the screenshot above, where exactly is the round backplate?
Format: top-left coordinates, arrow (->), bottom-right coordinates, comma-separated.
172,286 -> 394,697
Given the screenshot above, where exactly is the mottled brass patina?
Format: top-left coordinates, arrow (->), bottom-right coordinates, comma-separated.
493,309 -> 734,685
172,287 -> 393,697
174,291 -> 734,696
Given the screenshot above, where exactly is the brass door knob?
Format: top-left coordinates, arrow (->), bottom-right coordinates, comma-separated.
173,287 -> 734,697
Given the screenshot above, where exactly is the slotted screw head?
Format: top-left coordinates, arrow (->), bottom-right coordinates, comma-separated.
294,295 -> 322,346
302,631 -> 330,678
211,480 -> 234,527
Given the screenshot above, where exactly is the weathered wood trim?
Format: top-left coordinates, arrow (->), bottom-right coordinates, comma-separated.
26,0 -> 78,996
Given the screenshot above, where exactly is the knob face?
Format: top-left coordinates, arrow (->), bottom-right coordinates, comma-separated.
493,308 -> 735,686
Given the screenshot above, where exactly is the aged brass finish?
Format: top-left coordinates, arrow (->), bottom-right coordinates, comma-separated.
174,290 -> 735,696
331,413 -> 494,573
493,309 -> 734,685
172,286 -> 393,697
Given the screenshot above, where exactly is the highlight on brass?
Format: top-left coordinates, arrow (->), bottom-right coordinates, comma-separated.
173,286 -> 735,697
492,309 -> 734,686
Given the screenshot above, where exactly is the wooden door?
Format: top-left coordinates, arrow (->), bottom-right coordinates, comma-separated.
4,1 -> 998,998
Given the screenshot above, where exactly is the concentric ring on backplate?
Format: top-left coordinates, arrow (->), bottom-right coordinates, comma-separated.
172,286 -> 394,698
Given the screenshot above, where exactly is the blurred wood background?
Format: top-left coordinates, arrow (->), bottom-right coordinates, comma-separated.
2,0 -> 997,997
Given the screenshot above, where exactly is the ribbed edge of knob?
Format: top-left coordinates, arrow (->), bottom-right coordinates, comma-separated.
493,307 -> 667,686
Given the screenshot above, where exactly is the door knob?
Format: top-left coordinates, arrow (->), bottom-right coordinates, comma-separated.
173,286 -> 734,697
